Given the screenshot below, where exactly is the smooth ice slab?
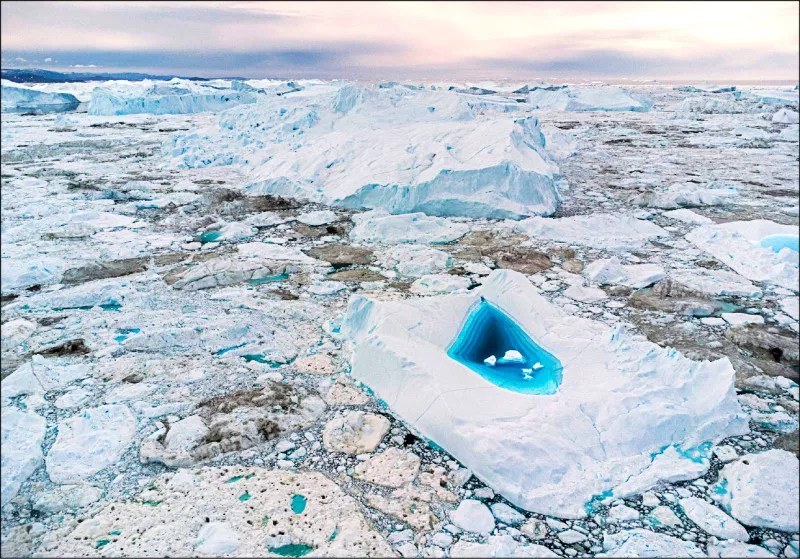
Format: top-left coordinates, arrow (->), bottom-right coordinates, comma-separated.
526,86 -> 652,112
759,234 -> 799,253
448,299 -> 562,395
686,220 -> 799,291
513,213 -> 668,250
342,270 -> 748,518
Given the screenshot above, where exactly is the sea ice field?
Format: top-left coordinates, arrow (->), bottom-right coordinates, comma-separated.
1,77 -> 799,557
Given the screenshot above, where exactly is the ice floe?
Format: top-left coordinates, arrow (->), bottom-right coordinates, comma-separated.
599,529 -> 704,557
1,408 -> 46,507
679,496 -> 749,541
527,86 -> 652,112
633,183 -> 738,210
712,450 -> 799,532
514,213 -> 668,250
669,268 -> 763,299
47,467 -> 392,557
342,269 -> 748,518
46,404 -> 138,483
350,210 -> 469,244
686,220 -> 799,291
584,257 -> 666,289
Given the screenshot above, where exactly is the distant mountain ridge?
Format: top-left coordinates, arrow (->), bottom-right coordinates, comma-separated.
1,68 -> 248,83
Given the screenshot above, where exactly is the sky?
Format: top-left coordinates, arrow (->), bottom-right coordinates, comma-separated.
1,1 -> 798,81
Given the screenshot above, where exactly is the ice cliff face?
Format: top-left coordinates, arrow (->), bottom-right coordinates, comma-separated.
1,81 -> 80,113
527,86 -> 653,112
87,78 -> 259,115
164,83 -> 563,219
342,270 -> 749,518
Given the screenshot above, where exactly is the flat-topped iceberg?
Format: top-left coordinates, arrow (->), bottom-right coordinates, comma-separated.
513,213 -> 668,250
527,86 -> 652,112
350,210 -> 469,245
342,270 -> 748,518
686,220 -> 799,291
1,82 -> 79,113
166,84 -> 563,219
88,79 -> 258,115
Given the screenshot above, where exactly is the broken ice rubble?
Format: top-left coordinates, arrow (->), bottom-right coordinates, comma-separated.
2,75 -> 799,558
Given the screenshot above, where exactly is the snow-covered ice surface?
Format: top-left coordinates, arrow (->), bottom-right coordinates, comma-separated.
1,80 -> 798,558
343,270 -> 748,518
165,83 -> 562,219
686,220 -> 799,290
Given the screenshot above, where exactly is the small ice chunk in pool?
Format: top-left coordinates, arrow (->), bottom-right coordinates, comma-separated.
500,350 -> 524,363
532,362 -> 544,370
484,355 -> 497,366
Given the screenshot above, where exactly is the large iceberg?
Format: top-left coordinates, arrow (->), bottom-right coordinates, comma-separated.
166,84 -> 563,219
527,86 -> 652,112
342,270 -> 748,518
1,81 -> 79,113
88,79 -> 258,115
686,220 -> 799,291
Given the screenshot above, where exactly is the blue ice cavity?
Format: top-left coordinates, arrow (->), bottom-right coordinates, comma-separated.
447,298 -> 563,395
759,234 -> 799,253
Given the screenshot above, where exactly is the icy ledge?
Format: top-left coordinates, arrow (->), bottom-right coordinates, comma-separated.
1,82 -> 79,113
341,270 -> 748,518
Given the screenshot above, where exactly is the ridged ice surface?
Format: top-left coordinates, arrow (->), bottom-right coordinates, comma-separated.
164,83 -> 563,219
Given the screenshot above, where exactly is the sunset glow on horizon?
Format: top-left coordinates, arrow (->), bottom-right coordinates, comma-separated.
2,1 -> 798,80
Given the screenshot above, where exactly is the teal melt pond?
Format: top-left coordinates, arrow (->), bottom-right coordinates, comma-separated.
759,234 -> 799,253
447,299 -> 563,395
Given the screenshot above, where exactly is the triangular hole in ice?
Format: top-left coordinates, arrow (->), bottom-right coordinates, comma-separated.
447,298 -> 563,395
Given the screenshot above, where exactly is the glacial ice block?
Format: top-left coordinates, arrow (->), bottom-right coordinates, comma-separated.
88,80 -> 258,115
1,83 -> 79,113
167,84 -> 562,219
527,86 -> 652,112
341,270 -> 748,518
